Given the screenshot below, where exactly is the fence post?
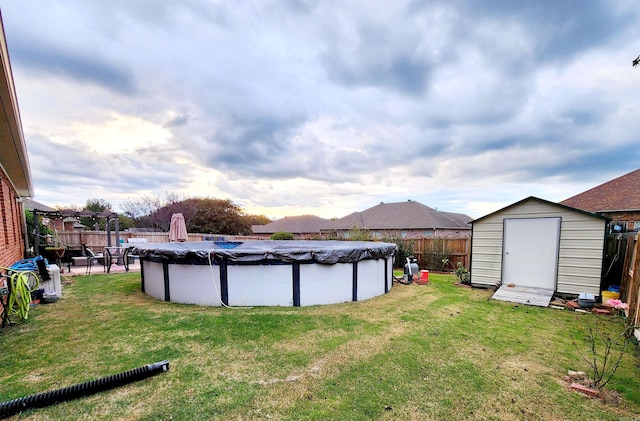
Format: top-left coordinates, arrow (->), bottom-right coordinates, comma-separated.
465,237 -> 471,268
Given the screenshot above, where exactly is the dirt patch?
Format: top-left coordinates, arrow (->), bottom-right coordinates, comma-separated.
563,372 -> 623,405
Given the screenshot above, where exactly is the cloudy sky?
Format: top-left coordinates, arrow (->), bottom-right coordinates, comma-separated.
2,1 -> 639,219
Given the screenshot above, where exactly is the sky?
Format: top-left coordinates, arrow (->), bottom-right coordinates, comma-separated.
1,1 -> 640,220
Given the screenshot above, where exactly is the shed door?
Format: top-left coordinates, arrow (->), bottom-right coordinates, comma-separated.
502,218 -> 560,290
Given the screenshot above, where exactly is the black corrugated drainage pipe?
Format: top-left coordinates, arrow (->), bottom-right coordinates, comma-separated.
0,360 -> 169,418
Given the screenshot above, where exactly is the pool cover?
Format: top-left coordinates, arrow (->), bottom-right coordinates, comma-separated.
131,240 -> 397,264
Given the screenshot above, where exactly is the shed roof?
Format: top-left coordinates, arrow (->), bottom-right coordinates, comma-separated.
252,215 -> 330,234
560,168 -> 640,212
326,200 -> 472,230
471,196 -> 609,224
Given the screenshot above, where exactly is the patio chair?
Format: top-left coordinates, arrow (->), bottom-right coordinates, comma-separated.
104,247 -> 128,273
60,245 -> 73,273
81,244 -> 104,275
124,239 -> 144,267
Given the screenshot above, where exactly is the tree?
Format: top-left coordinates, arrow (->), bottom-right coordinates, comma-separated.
55,204 -> 82,212
115,214 -> 135,230
121,194 -> 164,221
85,198 -> 112,213
121,192 -> 191,230
247,214 -> 272,225
142,197 -> 251,235
149,198 -> 200,231
187,198 -> 251,235
121,193 -> 253,234
80,198 -> 113,230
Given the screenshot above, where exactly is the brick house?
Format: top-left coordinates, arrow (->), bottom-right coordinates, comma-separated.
0,12 -> 33,267
324,200 -> 472,239
22,199 -> 85,232
251,200 -> 472,240
252,215 -> 329,239
561,168 -> 640,233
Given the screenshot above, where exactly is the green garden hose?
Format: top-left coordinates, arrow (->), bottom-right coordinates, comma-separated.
1,267 -> 40,321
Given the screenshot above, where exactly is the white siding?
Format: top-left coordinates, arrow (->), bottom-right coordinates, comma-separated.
470,199 -> 606,295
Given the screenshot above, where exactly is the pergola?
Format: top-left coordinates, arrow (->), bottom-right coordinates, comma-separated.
31,208 -> 120,255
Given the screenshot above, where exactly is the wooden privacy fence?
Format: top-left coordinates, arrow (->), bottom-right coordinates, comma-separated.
400,237 -> 471,271
56,232 -> 195,249
618,232 -> 640,336
54,232 -> 264,251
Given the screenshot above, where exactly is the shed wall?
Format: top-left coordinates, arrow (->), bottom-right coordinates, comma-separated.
471,200 -> 606,295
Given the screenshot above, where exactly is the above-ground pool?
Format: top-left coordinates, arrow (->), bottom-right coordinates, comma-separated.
131,240 -> 397,307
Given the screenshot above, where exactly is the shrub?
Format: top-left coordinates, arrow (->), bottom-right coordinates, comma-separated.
573,320 -> 633,389
347,226 -> 373,241
383,235 -> 414,268
455,262 -> 470,285
423,238 -> 451,271
270,231 -> 294,240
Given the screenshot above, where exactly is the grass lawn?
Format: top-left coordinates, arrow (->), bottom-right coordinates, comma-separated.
1,272 -> 639,420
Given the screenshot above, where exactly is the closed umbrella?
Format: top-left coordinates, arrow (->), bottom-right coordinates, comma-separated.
169,213 -> 188,242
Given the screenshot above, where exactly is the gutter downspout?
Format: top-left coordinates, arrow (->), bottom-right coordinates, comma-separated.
33,209 -> 40,256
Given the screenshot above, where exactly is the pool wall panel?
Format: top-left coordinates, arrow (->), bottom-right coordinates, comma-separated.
357,259 -> 384,301
299,263 -> 353,306
168,264 -> 222,306
144,261 -> 166,302
227,264 -> 293,306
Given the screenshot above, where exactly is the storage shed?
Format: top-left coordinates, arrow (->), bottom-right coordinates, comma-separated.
470,197 -> 608,297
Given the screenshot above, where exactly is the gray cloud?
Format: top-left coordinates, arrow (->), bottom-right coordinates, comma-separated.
27,133 -> 191,204
10,37 -> 137,95
441,0 -> 633,62
1,0 -> 639,218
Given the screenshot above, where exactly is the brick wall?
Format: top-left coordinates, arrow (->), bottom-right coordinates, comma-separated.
603,211 -> 640,232
339,228 -> 471,239
0,168 -> 25,267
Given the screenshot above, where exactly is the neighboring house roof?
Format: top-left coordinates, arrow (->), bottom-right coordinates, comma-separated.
23,198 -> 56,212
560,168 -> 640,212
252,215 -> 330,234
325,200 -> 472,231
23,200 -> 87,228
471,196 -> 609,224
62,216 -> 85,228
0,13 -> 33,198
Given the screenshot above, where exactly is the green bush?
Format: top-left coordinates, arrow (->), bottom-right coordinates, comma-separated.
347,226 -> 373,241
455,262 -> 470,285
383,235 -> 414,268
423,238 -> 452,271
270,231 -> 294,240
